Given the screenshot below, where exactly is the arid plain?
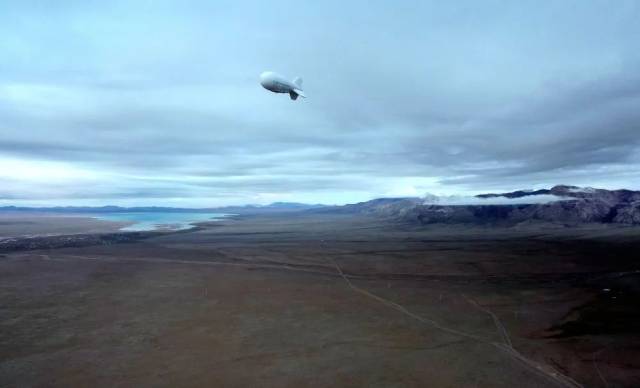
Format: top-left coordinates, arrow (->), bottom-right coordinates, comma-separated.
1,213 -> 639,387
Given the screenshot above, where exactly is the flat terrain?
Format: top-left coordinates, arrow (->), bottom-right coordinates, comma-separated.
0,213 -> 129,239
1,213 -> 639,387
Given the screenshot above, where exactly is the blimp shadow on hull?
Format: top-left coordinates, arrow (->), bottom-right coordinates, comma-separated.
260,71 -> 306,100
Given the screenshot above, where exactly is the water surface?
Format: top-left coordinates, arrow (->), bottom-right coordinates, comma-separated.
93,212 -> 228,231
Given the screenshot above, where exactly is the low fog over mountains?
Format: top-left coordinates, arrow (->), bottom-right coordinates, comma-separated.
325,185 -> 640,225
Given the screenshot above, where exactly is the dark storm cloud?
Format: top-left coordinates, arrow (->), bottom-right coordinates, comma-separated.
1,1 -> 639,205
437,71 -> 640,182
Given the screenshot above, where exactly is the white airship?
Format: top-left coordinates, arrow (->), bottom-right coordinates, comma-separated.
260,71 -> 306,100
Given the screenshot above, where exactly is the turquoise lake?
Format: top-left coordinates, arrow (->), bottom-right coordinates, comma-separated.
93,212 -> 229,231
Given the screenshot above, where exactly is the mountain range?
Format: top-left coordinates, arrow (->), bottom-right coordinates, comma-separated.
0,202 -> 325,214
3,185 -> 640,225
320,185 -> 640,225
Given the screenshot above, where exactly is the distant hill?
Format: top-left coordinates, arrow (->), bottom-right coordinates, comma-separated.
321,185 -> 640,225
0,202 -> 326,215
314,197 -> 424,218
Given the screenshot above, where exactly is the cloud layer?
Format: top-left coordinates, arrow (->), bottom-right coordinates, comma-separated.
422,193 -> 567,206
1,1 -> 639,206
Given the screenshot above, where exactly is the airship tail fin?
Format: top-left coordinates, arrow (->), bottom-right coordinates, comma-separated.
289,89 -> 306,100
293,77 -> 303,88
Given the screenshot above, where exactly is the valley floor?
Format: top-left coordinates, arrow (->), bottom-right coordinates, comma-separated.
1,213 -> 639,387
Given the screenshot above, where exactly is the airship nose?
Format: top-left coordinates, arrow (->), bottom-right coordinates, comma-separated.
259,72 -> 269,86
260,71 -> 274,89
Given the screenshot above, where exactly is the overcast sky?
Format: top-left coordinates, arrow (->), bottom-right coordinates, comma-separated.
1,1 -> 639,207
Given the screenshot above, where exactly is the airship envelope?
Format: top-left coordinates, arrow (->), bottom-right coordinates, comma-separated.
260,71 -> 306,100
